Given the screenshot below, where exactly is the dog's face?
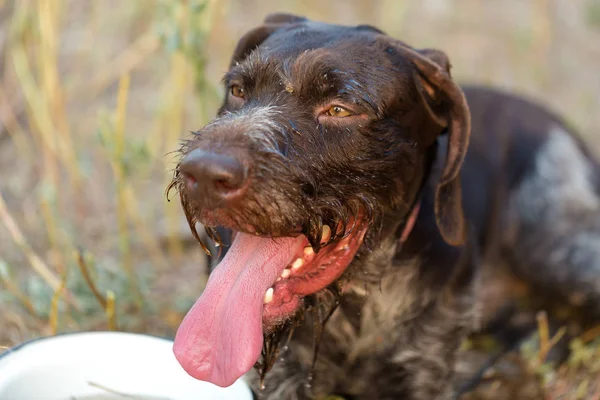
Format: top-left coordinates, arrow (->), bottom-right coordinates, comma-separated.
169,14 -> 471,388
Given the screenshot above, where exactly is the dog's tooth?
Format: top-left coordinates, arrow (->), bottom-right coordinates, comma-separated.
281,269 -> 291,279
321,225 -> 331,244
264,288 -> 274,304
291,258 -> 304,270
304,246 -> 314,256
338,238 -> 350,251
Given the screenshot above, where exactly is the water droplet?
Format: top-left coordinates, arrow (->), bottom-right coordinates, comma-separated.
260,382 -> 266,391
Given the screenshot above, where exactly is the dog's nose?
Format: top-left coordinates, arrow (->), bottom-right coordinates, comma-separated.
180,148 -> 248,206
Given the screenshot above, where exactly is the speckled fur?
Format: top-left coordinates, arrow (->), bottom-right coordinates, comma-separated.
504,125 -> 600,315
173,15 -> 600,400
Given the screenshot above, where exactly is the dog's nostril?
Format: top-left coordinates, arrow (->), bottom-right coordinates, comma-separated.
180,148 -> 248,203
182,172 -> 198,189
215,178 -> 237,190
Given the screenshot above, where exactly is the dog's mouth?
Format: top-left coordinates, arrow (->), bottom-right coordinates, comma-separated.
172,217 -> 367,388
261,223 -> 367,329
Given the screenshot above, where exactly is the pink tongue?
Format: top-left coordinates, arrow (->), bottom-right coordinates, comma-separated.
173,232 -> 305,387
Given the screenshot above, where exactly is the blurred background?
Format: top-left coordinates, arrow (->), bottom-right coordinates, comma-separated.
1,0 -> 599,398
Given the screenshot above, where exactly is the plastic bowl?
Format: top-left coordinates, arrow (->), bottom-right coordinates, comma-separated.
0,331 -> 254,400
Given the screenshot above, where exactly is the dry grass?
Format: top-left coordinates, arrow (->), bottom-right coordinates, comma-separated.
1,0 -> 599,398
0,0 -> 222,342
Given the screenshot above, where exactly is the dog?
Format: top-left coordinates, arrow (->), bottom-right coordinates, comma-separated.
167,14 -> 600,399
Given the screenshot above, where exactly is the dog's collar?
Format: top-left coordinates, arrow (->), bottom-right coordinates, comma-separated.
399,199 -> 421,244
397,137 -> 440,245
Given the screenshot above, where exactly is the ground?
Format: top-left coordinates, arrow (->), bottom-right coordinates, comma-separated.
1,0 -> 599,398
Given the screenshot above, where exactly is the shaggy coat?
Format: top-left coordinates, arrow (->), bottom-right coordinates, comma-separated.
170,14 -> 600,399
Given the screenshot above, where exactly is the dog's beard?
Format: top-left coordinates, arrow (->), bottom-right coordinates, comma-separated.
257,282 -> 343,389
170,205 -> 370,386
164,136 -> 408,389
167,181 -> 380,388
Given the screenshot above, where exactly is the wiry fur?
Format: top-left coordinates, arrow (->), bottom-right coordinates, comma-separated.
170,15 -> 600,400
505,125 -> 600,316
250,234 -> 478,400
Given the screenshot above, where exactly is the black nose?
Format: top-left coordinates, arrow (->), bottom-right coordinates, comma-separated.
180,148 -> 248,206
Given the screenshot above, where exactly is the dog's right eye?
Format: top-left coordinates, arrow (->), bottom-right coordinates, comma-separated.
230,85 -> 245,98
324,105 -> 352,118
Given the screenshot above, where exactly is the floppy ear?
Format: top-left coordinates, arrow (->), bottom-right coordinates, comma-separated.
394,44 -> 471,246
229,13 -> 308,67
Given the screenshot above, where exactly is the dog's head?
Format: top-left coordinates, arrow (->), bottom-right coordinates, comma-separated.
169,14 -> 471,388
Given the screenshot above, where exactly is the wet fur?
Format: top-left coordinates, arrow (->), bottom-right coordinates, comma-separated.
171,15 -> 600,400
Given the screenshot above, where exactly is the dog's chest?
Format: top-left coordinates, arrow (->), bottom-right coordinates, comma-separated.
327,265 -> 424,356
279,265 -> 425,393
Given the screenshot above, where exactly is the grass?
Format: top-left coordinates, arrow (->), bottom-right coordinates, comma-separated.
586,0 -> 600,29
0,0 -> 222,340
1,0 -> 599,398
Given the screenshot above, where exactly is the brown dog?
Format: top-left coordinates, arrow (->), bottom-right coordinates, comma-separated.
168,14 -> 600,399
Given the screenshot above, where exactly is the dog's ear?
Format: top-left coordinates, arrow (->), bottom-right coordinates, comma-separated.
230,13 -> 308,67
393,44 -> 471,246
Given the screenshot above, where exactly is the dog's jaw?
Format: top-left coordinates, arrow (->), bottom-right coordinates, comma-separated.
262,224 -> 368,331
172,222 -> 367,388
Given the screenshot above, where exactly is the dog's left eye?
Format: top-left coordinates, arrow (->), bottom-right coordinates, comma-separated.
230,85 -> 245,98
323,105 -> 352,118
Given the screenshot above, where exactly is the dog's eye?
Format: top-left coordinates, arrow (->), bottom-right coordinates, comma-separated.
230,85 -> 245,98
324,105 -> 352,118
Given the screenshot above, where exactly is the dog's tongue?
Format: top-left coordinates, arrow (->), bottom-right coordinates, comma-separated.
173,232 -> 304,387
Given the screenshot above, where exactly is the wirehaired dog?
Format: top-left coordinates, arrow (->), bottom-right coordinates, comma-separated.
167,13 -> 600,399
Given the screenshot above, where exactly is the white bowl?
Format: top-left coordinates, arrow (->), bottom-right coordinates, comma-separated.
0,331 -> 254,400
